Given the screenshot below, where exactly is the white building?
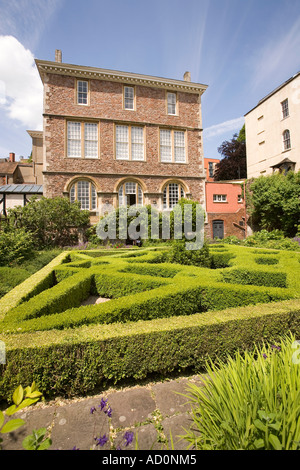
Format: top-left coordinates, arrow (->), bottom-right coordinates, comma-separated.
245,71 -> 300,178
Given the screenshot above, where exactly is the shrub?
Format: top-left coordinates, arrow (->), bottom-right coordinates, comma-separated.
0,227 -> 34,266
182,334 -> 300,450
168,240 -> 211,267
7,196 -> 90,249
255,257 -> 279,265
222,268 -> 287,288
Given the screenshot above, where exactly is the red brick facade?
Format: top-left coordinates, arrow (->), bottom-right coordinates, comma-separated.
36,56 -> 208,223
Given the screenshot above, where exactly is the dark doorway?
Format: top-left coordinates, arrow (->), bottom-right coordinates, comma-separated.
213,220 -> 224,239
128,194 -> 136,206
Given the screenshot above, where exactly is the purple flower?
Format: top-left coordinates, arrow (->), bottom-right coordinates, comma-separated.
123,431 -> 134,447
72,446 -> 80,450
263,353 -> 268,359
271,345 -> 281,351
95,434 -> 108,447
104,406 -> 112,418
99,398 -> 108,411
90,406 -> 97,414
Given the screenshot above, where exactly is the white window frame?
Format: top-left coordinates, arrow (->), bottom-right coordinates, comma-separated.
283,129 -> 291,151
115,124 -> 145,161
167,92 -> 177,115
70,180 -> 97,211
281,99 -> 289,119
77,80 -> 89,105
213,194 -> 227,203
124,86 -> 135,110
163,182 -> 185,210
160,129 -> 186,163
67,121 -> 99,159
118,181 -> 143,207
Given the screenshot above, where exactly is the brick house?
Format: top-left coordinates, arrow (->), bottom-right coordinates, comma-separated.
205,179 -> 247,240
35,51 -> 208,224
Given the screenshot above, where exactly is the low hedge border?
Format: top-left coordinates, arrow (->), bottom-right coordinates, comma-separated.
0,251 -> 70,320
222,268 -> 287,288
1,298 -> 300,400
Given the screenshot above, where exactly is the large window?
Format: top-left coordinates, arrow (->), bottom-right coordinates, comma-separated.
115,125 -> 144,160
77,80 -> 88,105
67,122 -> 98,158
118,181 -> 143,207
70,180 -> 97,211
160,129 -> 186,163
163,182 -> 185,209
283,129 -> 291,150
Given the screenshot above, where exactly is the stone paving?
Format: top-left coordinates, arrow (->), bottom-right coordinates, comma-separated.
1,374 -> 205,451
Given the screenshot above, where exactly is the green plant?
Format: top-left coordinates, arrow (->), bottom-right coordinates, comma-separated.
0,227 -> 34,266
182,334 -> 300,450
0,382 -> 50,450
7,196 -> 90,249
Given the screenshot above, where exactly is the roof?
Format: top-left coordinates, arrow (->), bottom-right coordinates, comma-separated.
0,184 -> 43,194
270,158 -> 296,168
0,162 -> 18,175
35,59 -> 208,95
245,71 -> 300,116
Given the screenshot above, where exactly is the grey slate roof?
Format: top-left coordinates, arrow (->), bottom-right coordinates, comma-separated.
0,184 -> 43,194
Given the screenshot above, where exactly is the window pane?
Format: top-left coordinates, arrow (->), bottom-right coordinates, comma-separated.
138,186 -> 143,205
91,184 -> 97,210
77,180 -> 90,210
124,86 -> 134,109
283,130 -> 291,150
168,183 -> 179,208
174,131 -> 185,162
125,182 -> 136,194
67,122 -> 81,158
78,81 -> 88,104
131,127 -> 144,160
167,93 -> 176,114
282,99 -> 289,118
84,123 -> 98,158
70,185 -> 76,204
116,125 -> 129,159
160,130 -> 172,162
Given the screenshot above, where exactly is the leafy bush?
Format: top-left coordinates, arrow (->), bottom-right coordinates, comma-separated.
222,268 -> 287,288
182,334 -> 300,450
167,240 -> 210,267
7,196 -> 90,249
254,256 -> 279,265
0,227 -> 34,266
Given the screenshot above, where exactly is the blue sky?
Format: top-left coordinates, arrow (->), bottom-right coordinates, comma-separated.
0,0 -> 299,160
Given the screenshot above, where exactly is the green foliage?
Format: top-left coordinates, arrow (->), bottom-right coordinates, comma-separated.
22,428 -> 52,450
7,196 -> 90,249
182,334 -> 300,450
0,382 -> 47,450
0,227 -> 35,266
248,171 -> 300,237
167,240 -> 211,267
221,229 -> 300,251
222,268 -> 287,288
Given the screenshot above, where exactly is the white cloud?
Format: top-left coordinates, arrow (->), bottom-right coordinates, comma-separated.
0,35 -> 43,129
204,116 -> 245,139
250,16 -> 300,91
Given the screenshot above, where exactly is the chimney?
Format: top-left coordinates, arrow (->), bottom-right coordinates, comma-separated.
184,71 -> 191,82
9,152 -> 15,163
55,49 -> 62,63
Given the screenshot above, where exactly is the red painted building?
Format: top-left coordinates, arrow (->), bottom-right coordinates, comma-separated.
203,157 -> 246,239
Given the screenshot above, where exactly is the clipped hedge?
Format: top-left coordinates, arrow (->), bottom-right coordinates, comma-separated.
1,298 -> 300,400
255,256 -> 279,265
222,268 -> 287,288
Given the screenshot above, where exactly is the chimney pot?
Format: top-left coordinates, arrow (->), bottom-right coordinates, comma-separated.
184,71 -> 191,82
9,152 -> 15,162
55,49 -> 62,63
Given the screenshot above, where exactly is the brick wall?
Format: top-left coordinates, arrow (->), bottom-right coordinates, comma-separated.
42,70 -> 206,215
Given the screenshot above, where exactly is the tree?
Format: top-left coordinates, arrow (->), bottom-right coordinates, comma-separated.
247,170 -> 300,237
214,125 -> 247,181
7,196 -> 90,249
